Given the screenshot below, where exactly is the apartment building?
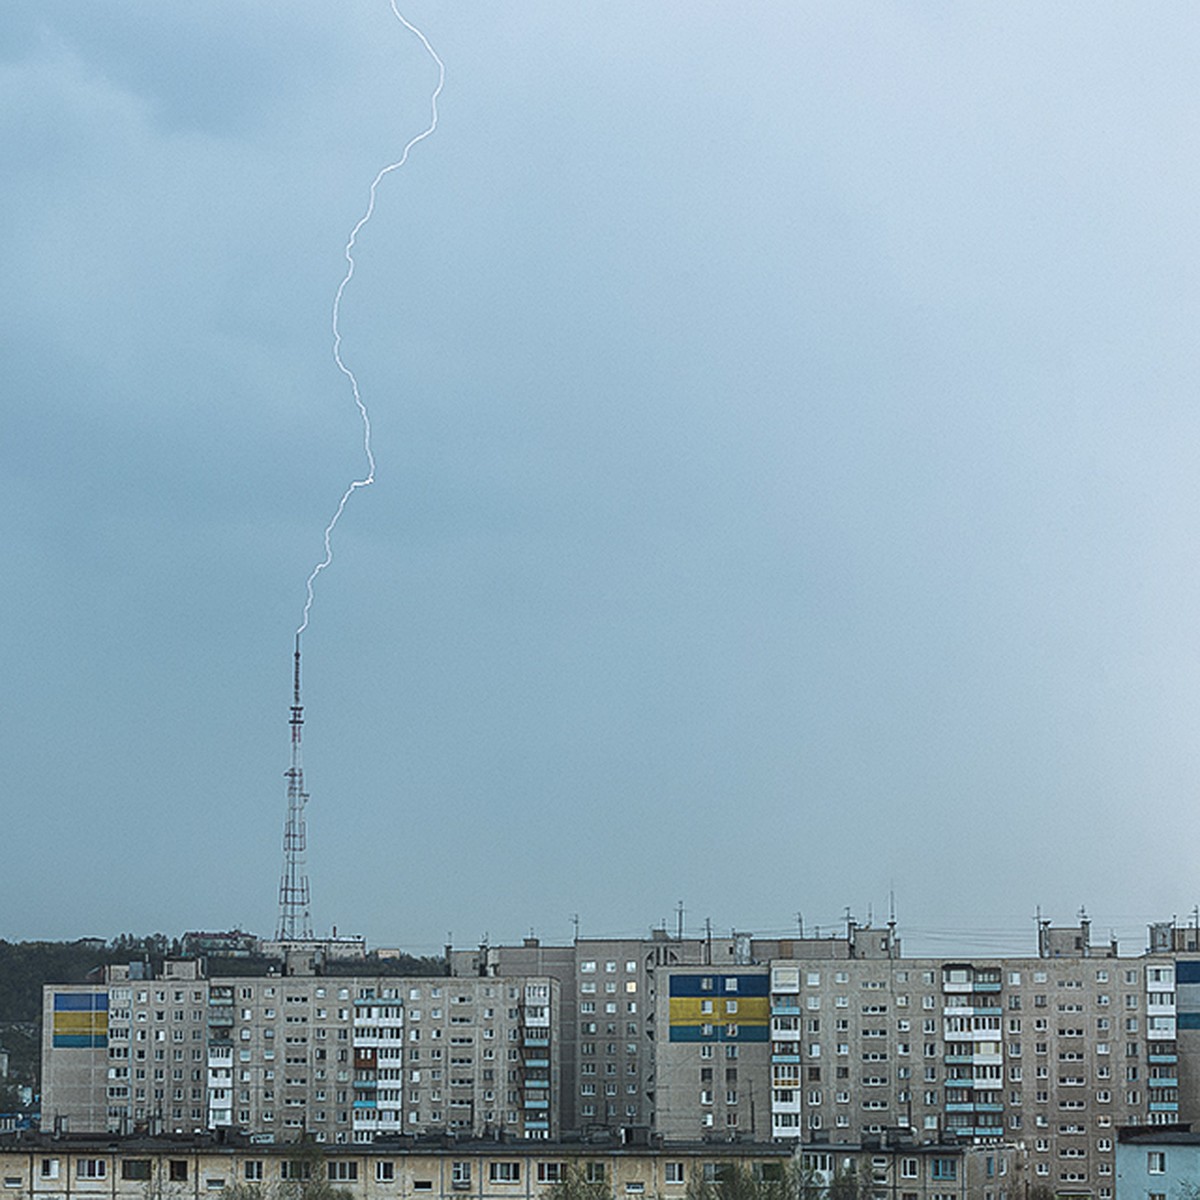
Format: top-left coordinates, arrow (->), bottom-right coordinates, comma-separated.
42,962 -> 559,1144
762,932 -> 1180,1200
448,925 -> 910,1140
449,932 -> 762,1135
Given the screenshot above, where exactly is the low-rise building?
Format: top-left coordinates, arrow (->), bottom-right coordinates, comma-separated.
1115,1126 -> 1200,1200
0,1132 -> 792,1200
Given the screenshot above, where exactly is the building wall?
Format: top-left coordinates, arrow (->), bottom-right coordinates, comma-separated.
654,966 -> 771,1141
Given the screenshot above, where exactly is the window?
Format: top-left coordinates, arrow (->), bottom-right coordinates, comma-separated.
244,1163 -> 264,1183
40,1162 -> 60,1181
328,1163 -> 358,1182
1148,1153 -> 1166,1175
586,1165 -> 607,1184
77,1161 -> 107,1181
489,1163 -> 520,1184
932,1160 -> 957,1181
665,1163 -> 685,1185
121,1161 -> 151,1182
538,1164 -> 566,1184
451,1163 -> 470,1186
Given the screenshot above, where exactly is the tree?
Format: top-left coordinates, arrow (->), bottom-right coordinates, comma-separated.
686,1161 -> 825,1200
222,1142 -> 353,1200
826,1170 -> 856,1200
783,1162 -> 827,1200
541,1166 -> 612,1200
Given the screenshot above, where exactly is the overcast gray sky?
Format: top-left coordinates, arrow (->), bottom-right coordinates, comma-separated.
4,3 -> 1200,956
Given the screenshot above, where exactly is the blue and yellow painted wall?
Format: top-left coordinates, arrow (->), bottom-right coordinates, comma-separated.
668,973 -> 768,1042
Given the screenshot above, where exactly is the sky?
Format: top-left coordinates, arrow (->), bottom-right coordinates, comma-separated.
4,3 -> 1200,958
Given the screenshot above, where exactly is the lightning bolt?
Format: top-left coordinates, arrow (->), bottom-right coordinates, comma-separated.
297,3 -> 445,638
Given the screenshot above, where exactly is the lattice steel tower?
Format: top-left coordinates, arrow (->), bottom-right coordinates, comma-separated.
276,634 -> 314,940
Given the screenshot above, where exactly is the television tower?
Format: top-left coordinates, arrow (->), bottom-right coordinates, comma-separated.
276,634 -> 314,940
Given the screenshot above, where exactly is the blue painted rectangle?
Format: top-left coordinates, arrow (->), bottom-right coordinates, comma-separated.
669,1024 -> 769,1043
54,993 -> 107,1011
1175,962 -> 1200,984
669,974 -> 769,997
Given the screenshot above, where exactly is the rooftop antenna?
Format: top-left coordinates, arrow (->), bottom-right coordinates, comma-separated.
276,635 -> 314,940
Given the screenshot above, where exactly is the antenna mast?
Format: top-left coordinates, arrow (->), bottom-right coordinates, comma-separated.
277,635 -> 314,940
